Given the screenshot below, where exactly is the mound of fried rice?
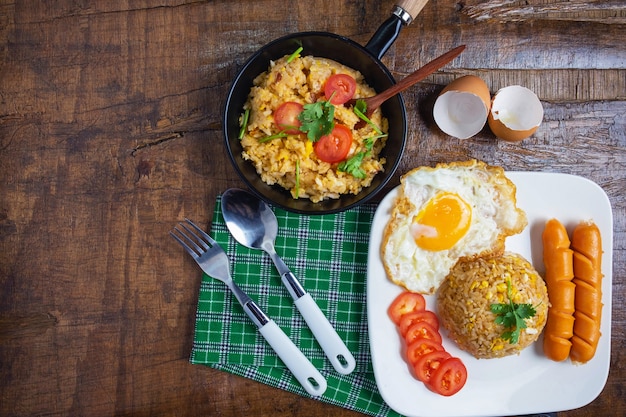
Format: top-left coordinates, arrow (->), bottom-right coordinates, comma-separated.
240,54 -> 388,203
436,252 -> 549,359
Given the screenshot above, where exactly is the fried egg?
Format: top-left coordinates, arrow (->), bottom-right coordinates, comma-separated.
381,160 -> 527,294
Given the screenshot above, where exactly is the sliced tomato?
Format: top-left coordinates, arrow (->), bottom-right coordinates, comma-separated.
324,73 -> 357,105
404,321 -> 442,346
314,124 -> 352,163
414,350 -> 451,383
427,357 -> 468,396
274,101 -> 303,134
388,292 -> 427,325
398,310 -> 440,336
405,338 -> 445,365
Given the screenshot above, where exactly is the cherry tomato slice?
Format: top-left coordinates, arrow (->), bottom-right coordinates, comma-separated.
398,310 -> 440,336
404,322 -> 442,346
324,73 -> 357,105
314,124 -> 352,163
428,357 -> 468,396
274,101 -> 303,134
405,338 -> 445,366
388,292 -> 427,325
414,350 -> 452,383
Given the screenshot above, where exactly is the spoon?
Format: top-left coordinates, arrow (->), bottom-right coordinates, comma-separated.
221,188 -> 356,375
348,44 -> 466,117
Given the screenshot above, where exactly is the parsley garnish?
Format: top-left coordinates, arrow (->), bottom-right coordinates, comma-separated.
298,100 -> 335,142
339,100 -> 388,178
490,280 -> 537,344
338,151 -> 367,179
338,135 -> 385,178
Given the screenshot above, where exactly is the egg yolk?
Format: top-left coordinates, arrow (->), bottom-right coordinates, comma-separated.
411,192 -> 472,251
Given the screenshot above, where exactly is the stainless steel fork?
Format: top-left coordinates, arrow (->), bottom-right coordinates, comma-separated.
170,219 -> 327,397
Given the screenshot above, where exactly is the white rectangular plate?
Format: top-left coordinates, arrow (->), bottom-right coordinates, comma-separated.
367,172 -> 613,417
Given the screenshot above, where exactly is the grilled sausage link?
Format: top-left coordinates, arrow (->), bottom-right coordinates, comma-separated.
570,221 -> 603,364
542,218 -> 575,361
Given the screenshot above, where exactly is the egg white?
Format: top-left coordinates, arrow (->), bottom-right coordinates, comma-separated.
381,160 -> 527,294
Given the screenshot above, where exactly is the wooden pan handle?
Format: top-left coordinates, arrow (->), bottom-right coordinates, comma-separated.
396,0 -> 430,22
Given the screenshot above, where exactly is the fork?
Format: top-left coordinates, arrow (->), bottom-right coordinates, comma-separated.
170,219 -> 327,397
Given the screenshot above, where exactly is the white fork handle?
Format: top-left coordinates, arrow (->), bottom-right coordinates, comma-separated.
294,293 -> 356,375
259,320 -> 327,396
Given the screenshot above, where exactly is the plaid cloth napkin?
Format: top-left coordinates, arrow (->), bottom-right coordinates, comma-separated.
190,195 -> 404,417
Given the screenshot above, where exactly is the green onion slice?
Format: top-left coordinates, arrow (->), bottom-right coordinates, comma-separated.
295,159 -> 300,199
238,109 -> 250,139
286,46 -> 303,63
259,132 -> 288,143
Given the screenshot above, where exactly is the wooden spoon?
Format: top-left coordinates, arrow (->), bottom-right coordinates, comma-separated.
349,44 -> 466,118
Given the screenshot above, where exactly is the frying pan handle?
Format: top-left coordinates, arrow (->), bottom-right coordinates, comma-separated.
396,0 -> 430,22
365,0 -> 430,59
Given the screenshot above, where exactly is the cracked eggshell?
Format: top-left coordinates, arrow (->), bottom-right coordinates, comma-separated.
433,75 -> 491,140
488,85 -> 544,142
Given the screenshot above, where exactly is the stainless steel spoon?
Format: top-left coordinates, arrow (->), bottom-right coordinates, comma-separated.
221,188 -> 356,375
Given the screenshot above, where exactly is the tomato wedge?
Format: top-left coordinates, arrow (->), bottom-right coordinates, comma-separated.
324,73 -> 357,105
405,338 -> 445,365
428,357 -> 468,396
388,292 -> 427,325
414,350 -> 451,383
404,322 -> 442,346
274,101 -> 303,134
398,310 -> 440,336
314,124 -> 352,163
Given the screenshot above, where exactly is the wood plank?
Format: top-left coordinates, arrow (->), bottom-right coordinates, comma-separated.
462,0 -> 626,24
0,1 -> 624,416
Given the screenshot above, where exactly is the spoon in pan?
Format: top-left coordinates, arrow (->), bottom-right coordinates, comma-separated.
348,44 -> 466,119
221,188 -> 356,375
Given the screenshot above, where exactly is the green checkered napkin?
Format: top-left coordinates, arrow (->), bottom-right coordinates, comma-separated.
190,196 -> 404,417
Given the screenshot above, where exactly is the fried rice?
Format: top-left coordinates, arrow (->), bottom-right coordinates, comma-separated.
436,252 -> 549,359
239,54 -> 388,203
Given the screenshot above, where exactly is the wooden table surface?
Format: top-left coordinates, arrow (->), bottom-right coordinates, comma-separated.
1,1 -> 624,416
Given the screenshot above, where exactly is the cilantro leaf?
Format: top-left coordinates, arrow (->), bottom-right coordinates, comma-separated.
502,330 -> 517,344
363,136 -> 376,151
298,100 -> 335,142
489,279 -> 537,344
489,303 -> 509,315
338,152 -> 367,179
337,135 -> 384,179
355,99 -> 367,114
493,310 -> 516,328
516,303 -> 537,320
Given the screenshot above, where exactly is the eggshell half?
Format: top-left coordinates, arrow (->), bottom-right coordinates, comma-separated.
488,85 -> 544,142
433,75 -> 491,140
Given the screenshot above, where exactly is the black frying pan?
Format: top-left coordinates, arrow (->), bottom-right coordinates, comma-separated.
223,0 -> 429,214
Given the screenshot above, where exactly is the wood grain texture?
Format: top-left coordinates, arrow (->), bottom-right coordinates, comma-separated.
462,0 -> 626,24
0,0 -> 624,416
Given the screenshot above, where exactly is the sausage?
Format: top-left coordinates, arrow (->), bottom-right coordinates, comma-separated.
570,221 -> 603,364
542,218 -> 575,361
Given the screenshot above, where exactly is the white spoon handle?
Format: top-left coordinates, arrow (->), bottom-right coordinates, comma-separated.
258,320 -> 327,396
294,292 -> 357,375
269,247 -> 356,374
